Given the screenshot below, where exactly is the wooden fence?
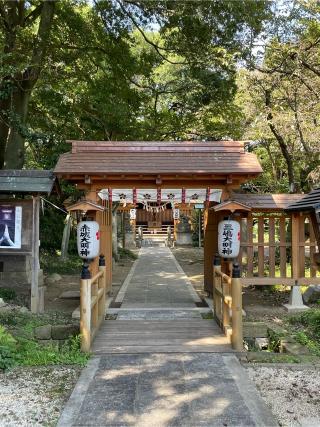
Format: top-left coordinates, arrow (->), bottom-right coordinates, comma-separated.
213,211 -> 319,349
80,255 -> 106,352
239,212 -> 320,285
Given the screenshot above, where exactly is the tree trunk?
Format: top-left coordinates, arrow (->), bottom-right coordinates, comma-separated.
1,1 -> 55,169
4,88 -> 30,169
265,89 -> 296,192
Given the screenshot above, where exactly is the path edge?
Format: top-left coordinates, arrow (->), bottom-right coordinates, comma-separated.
223,355 -> 278,427
57,357 -> 100,427
115,249 -> 141,303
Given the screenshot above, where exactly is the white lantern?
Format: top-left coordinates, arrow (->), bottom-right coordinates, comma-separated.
218,220 -> 240,259
130,209 -> 136,220
173,208 -> 180,220
77,221 -> 100,260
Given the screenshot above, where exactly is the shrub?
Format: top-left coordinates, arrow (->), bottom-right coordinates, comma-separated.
0,326 -> 17,370
0,288 -> 16,302
118,247 -> 137,260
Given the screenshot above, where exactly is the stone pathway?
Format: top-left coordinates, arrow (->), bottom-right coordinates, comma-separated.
58,247 -> 277,426
117,247 -> 201,310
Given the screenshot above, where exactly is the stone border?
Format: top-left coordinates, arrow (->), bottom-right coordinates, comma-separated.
114,248 -> 141,303
169,248 -> 202,303
57,357 -> 100,427
223,355 -> 278,426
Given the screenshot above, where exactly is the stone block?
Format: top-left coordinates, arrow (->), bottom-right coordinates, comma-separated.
280,340 -> 311,356
45,273 -> 62,285
51,324 -> 79,340
34,324 -> 52,340
243,322 -> 268,338
302,285 -> 320,304
255,337 -> 269,350
37,339 -> 60,348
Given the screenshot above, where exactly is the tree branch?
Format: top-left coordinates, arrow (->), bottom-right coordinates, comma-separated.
115,0 -> 186,65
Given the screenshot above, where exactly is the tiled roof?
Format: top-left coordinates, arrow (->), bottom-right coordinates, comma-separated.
232,193 -> 304,210
0,170 -> 57,194
54,140 -> 262,176
286,188 -> 320,212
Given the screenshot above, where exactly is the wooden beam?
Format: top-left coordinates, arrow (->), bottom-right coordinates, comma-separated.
31,196 -> 42,313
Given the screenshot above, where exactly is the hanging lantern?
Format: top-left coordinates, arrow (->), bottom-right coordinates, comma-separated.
218,219 -> 240,259
130,209 -> 136,220
173,208 -> 180,220
77,221 -> 100,260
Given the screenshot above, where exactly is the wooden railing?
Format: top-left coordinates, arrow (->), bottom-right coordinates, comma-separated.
80,255 -> 106,352
239,213 -> 320,285
213,255 -> 243,351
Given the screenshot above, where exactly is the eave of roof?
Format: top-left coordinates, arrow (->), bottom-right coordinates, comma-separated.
232,193 -> 304,211
286,188 -> 320,212
0,170 -> 57,195
54,140 -> 263,177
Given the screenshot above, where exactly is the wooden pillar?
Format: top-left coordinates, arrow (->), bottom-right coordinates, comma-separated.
31,195 -> 43,313
231,263 -> 243,351
291,213 -> 301,279
80,262 -> 91,352
203,203 -> 219,295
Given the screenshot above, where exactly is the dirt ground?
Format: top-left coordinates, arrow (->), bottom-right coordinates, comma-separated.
172,246 -> 292,321
44,253 -> 138,315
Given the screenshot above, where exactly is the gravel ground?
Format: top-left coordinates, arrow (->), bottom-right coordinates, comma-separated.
247,365 -> 320,426
0,365 -> 81,427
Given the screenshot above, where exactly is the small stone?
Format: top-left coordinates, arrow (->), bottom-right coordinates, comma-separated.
0,297 -> 6,307
34,325 -> 52,340
45,273 -> 62,285
19,306 -> 29,314
51,324 -> 79,340
302,285 -> 320,304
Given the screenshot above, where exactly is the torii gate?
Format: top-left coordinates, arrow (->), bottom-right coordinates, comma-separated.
54,140 -> 262,294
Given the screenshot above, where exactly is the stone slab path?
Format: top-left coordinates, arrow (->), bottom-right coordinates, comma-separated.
58,247 -> 277,426
58,354 -> 277,427
116,247 -> 201,309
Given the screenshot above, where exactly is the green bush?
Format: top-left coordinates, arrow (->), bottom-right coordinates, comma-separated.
0,288 -> 16,302
0,326 -> 17,370
0,311 -> 89,369
118,247 -> 137,260
40,250 -> 82,274
15,335 -> 89,367
288,309 -> 320,356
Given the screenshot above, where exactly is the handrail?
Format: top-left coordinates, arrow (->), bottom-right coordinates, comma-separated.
91,270 -> 104,284
80,255 -> 107,352
213,255 -> 243,351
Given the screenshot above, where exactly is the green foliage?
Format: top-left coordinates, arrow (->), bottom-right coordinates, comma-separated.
40,250 -> 82,275
0,326 -> 17,371
15,335 -> 89,367
0,287 -> 16,302
288,309 -> 320,356
0,311 -> 89,369
118,247 -> 138,260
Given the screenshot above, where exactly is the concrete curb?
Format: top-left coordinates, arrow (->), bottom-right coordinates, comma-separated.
57,357 -> 100,427
223,354 -> 278,427
115,249 -> 141,303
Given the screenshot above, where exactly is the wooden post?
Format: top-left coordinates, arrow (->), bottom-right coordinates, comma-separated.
213,254 -> 221,319
98,255 -> 106,321
31,195 -> 42,313
204,205 -> 219,295
231,263 -> 243,351
291,213 -> 300,279
61,213 -> 72,260
80,262 -> 91,352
